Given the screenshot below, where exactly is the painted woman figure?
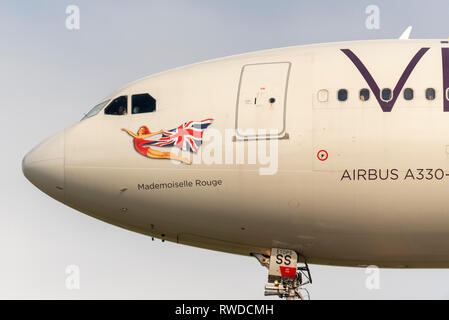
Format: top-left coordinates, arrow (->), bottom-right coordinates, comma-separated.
122,126 -> 192,164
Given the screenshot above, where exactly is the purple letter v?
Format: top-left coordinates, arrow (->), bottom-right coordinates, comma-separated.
340,48 -> 429,112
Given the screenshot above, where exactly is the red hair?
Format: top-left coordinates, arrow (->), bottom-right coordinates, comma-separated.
138,126 -> 150,135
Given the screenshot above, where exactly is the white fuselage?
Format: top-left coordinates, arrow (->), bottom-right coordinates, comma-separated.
23,39 -> 449,268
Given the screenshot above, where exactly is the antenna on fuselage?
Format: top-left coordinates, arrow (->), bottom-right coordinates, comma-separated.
399,26 -> 413,40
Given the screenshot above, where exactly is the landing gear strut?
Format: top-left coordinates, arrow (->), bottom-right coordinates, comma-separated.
252,248 -> 312,300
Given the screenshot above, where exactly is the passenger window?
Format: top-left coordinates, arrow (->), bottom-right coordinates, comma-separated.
360,89 -> 370,101
104,96 -> 128,115
381,88 -> 392,102
338,89 -> 348,102
132,93 -> 156,114
317,89 -> 328,102
426,88 -> 436,100
404,88 -> 414,101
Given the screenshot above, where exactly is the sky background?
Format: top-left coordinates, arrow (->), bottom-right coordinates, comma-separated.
2,0 -> 449,299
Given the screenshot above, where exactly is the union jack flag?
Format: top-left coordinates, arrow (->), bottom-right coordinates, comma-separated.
144,119 -> 213,153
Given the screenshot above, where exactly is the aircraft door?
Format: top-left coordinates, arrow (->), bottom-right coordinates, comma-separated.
236,62 -> 291,139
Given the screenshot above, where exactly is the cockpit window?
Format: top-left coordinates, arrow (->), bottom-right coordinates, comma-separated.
104,96 -> 128,115
132,93 -> 156,114
82,99 -> 110,120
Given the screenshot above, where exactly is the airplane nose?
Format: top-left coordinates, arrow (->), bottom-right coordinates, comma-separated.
22,131 -> 65,200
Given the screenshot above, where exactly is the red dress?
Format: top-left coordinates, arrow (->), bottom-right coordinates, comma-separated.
134,138 -> 150,155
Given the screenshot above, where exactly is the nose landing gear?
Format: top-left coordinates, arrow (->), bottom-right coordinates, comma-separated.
252,248 -> 312,300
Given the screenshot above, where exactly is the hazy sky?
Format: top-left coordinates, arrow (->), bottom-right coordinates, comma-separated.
2,0 -> 449,299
